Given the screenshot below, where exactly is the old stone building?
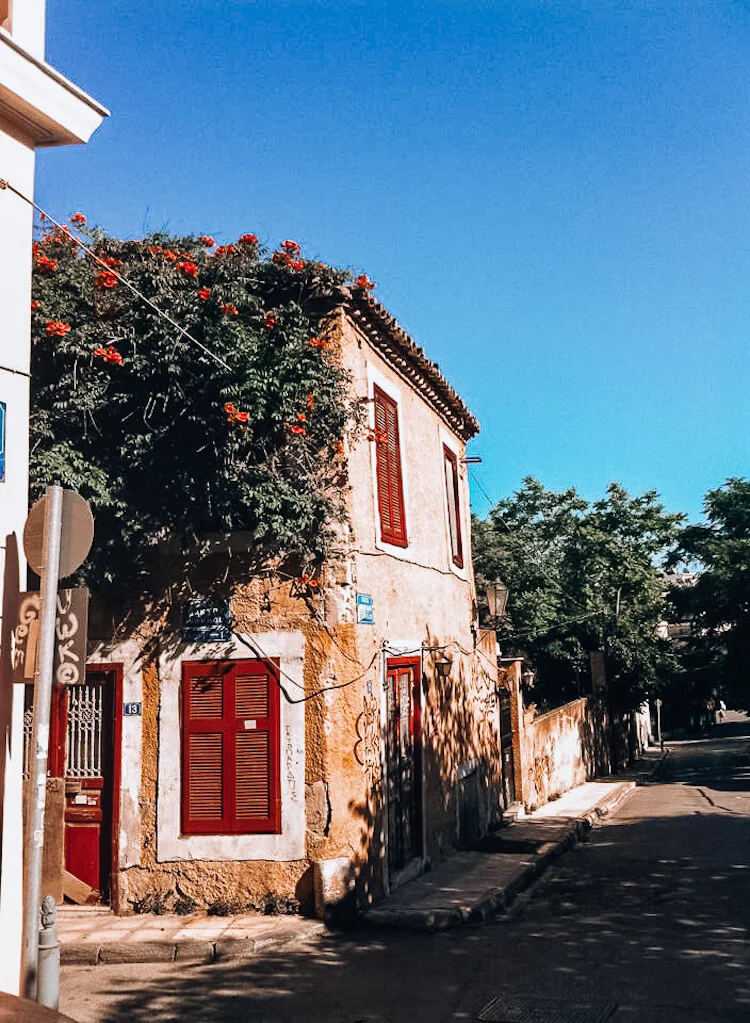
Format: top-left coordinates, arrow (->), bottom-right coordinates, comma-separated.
46,292 -> 502,916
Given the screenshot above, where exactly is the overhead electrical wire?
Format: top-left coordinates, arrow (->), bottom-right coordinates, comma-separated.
0,178 -> 232,371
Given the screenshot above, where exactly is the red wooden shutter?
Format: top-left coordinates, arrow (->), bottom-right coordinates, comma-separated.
443,445 -> 464,568
181,660 -> 281,835
373,385 -> 408,547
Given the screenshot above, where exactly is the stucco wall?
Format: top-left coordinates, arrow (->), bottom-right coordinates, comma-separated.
519,696 -> 610,811
337,312 -> 502,886
86,308 -> 500,916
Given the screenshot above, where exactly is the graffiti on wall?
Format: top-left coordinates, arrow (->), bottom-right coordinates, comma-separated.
354,688 -> 382,789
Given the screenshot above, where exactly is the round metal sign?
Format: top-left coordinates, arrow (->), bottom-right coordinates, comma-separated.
23,489 -> 94,578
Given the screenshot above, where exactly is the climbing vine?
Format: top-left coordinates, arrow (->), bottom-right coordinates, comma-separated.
30,217 -> 368,593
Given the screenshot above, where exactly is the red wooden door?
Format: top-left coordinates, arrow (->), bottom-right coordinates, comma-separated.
57,668 -> 119,902
385,657 -> 422,874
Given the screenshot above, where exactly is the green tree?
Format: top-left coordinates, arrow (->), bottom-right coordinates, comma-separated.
668,478 -> 750,711
473,478 -> 682,712
30,219 -> 365,595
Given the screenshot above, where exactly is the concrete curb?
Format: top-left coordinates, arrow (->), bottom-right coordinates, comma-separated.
363,780 -> 641,933
61,932 -> 304,967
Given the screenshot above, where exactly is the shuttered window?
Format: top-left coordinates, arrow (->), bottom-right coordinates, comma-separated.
443,445 -> 464,568
181,660 -> 281,835
373,385 -> 408,547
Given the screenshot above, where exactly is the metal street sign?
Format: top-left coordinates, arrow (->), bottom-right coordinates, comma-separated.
23,489 -> 94,578
12,588 -> 89,685
181,596 -> 232,642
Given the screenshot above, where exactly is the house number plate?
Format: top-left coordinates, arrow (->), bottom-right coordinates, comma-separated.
124,702 -> 142,716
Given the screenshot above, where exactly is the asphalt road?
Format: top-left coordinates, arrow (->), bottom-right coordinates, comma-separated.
61,718 -> 750,1023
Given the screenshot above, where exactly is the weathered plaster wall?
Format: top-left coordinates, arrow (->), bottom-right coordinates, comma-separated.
519,696 -> 610,811
336,312 -> 502,889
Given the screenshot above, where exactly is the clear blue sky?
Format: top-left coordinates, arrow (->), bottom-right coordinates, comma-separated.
39,0 -> 750,523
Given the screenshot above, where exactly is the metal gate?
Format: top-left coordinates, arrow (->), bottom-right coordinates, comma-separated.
498,688 -> 516,809
385,658 -> 422,875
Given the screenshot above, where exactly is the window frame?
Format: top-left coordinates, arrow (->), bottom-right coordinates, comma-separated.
181,658 -> 281,836
443,444 -> 464,568
373,384 -> 408,548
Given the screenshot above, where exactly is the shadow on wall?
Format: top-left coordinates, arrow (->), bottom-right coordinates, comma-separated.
346,628 -> 502,913
522,696 -> 611,811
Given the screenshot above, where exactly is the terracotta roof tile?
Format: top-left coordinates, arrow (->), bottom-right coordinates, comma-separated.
344,290 -> 480,441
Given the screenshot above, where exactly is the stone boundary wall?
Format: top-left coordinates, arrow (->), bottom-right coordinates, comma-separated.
519,696 -> 610,811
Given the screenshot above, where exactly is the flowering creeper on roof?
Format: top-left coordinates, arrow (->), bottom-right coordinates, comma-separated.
29,217 -> 363,595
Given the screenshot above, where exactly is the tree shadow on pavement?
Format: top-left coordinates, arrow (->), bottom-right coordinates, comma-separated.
62,808 -> 750,1023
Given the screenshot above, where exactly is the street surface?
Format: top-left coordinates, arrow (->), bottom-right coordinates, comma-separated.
61,717 -> 750,1022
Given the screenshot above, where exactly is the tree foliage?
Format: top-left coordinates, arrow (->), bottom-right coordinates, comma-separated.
30,219 -> 366,594
667,478 -> 750,710
473,478 -> 683,711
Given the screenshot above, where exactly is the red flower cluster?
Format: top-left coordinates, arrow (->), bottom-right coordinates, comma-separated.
94,271 -> 118,289
355,274 -> 376,291
368,428 -> 388,445
178,261 -> 199,278
224,402 -> 249,424
37,255 -> 57,272
198,287 -> 211,301
273,251 -> 292,266
45,320 -> 70,337
282,240 -> 301,253
264,313 -> 278,329
31,300 -> 41,311
102,257 -> 122,268
162,249 -> 178,262
291,424 -> 306,435
215,244 -> 236,256
306,392 -> 314,410
309,336 -> 330,350
200,236 -> 215,247
222,303 -> 238,316
290,259 -> 305,270
238,233 -> 258,246
147,245 -> 162,256
94,345 -> 124,365
70,212 -> 86,225
299,574 -> 320,588
296,413 -> 307,423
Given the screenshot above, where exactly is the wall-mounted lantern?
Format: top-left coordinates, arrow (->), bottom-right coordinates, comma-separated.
434,656 -> 453,679
485,577 -> 510,622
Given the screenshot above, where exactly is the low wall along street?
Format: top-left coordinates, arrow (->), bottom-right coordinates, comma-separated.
520,696 -> 610,811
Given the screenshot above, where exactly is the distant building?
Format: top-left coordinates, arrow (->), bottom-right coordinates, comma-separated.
36,292 -> 503,918
0,0 -> 106,993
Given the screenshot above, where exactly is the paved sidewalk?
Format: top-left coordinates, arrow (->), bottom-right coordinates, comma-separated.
58,747 -> 667,961
363,746 -> 667,931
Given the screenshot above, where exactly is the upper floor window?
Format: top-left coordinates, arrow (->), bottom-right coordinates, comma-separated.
373,384 -> 408,548
443,445 -> 463,568
181,659 -> 281,836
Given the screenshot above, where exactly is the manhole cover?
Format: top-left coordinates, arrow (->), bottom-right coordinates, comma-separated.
477,995 -> 617,1023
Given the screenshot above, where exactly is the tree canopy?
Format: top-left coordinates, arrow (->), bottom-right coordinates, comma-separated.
30,218 -> 367,595
473,478 -> 683,711
667,478 -> 750,711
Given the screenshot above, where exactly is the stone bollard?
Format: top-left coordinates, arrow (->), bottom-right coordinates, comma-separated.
37,895 -> 60,1010
313,857 -> 357,927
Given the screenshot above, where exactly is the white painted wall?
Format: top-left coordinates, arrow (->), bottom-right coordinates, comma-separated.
0,7 -> 105,993
156,632 -> 306,863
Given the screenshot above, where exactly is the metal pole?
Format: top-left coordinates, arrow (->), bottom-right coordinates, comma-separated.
37,896 -> 60,1010
21,485 -> 63,999
656,699 -> 663,751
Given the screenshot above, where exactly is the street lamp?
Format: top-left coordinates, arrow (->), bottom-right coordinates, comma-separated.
485,577 -> 510,622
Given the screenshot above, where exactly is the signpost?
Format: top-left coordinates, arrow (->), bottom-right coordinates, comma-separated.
20,487 -> 93,1000
655,698 -> 664,751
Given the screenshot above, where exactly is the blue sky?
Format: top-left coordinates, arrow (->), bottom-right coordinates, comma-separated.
39,0 -> 750,522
